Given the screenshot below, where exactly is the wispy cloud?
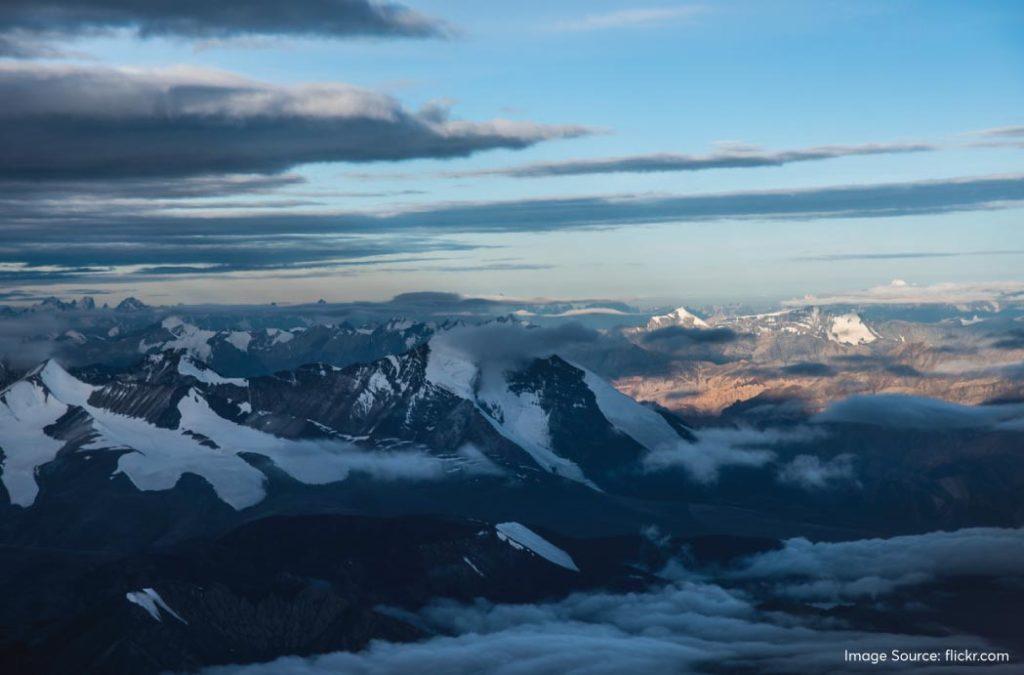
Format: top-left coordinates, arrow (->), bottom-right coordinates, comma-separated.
446,142 -> 934,179
786,279 -> 1024,307
550,6 -> 705,32
794,249 -> 1024,262
4,175 -> 1024,288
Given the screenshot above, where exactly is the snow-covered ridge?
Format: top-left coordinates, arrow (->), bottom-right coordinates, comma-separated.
0,372 -> 68,507
495,522 -> 579,572
581,367 -> 685,453
1,360 -> 442,510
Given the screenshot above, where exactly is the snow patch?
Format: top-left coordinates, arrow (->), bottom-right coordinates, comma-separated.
178,357 -> 247,387
827,313 -> 877,345
495,522 -> 579,572
463,556 -> 485,577
125,588 -> 187,624
226,331 -> 252,352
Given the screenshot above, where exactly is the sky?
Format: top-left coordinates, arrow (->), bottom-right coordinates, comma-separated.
1,0 -> 1022,307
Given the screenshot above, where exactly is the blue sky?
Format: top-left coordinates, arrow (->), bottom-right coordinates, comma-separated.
1,0 -> 1023,306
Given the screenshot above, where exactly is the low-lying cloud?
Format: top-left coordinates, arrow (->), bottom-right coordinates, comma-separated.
814,394 -> 1024,431
205,526 -> 1023,675
430,323 -> 599,369
731,527 -> 1024,604
643,426 -> 824,483
777,453 -> 856,490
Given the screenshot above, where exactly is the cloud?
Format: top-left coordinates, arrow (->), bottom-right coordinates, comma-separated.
787,279 -> 1024,307
642,325 -> 741,345
814,394 -> 1024,431
777,453 -> 856,490
779,362 -> 836,377
794,249 -> 1024,262
550,6 -> 705,32
969,125 -> 1024,139
991,329 -> 1024,350
5,174 -> 1024,287
642,426 -> 824,482
731,527 -> 1024,604
430,323 -> 599,369
203,528 -> 1020,675
0,62 -> 591,181
449,143 -> 934,179
0,313 -> 66,366
0,0 -> 451,54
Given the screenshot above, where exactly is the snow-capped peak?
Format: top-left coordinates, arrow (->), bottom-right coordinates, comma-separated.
645,306 -> 710,331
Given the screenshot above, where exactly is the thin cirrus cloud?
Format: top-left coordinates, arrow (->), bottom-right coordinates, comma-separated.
549,6 -> 705,32
0,0 -> 451,56
967,125 -> 1024,149
0,62 -> 592,181
786,279 -> 1024,307
444,142 -> 936,179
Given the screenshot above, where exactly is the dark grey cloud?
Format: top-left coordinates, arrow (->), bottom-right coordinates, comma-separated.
779,362 -> 836,377
991,329 -> 1024,350
450,142 -> 934,178
0,0 -> 450,55
642,325 -> 740,345
4,174 -> 1024,286
0,63 -> 591,181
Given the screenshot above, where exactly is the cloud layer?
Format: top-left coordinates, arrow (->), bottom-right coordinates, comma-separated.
5,173 -> 1024,286
205,526 -> 1023,675
452,143 -> 934,178
0,0 -> 449,56
0,63 -> 589,180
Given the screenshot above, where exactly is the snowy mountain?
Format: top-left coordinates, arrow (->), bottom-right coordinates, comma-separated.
718,306 -> 879,345
643,306 -> 710,331
0,336 -> 696,515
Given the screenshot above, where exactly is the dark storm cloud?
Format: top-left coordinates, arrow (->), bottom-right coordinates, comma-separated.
0,0 -> 450,54
450,142 -> 934,178
0,63 -> 591,181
